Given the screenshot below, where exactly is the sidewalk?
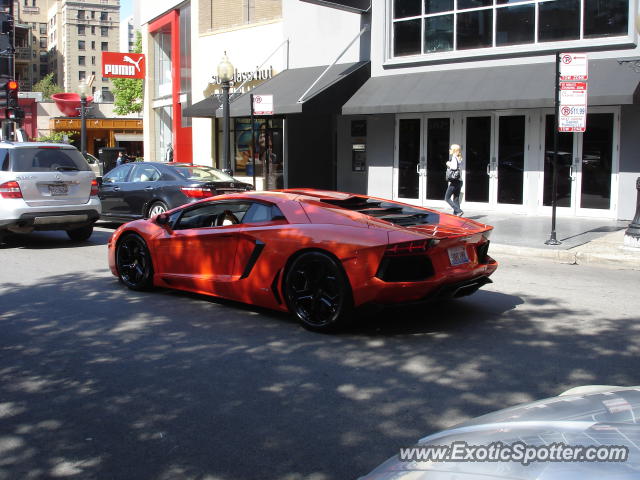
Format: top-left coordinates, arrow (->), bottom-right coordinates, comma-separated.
458,211 -> 640,270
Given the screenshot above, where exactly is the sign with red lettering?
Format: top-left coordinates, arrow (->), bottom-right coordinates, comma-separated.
559,82 -> 588,132
559,53 -> 588,81
102,52 -> 145,79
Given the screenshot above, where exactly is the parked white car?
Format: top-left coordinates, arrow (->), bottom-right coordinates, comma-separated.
0,142 -> 101,244
83,152 -> 103,178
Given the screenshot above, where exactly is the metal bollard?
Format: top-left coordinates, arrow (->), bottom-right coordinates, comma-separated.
624,177 -> 640,248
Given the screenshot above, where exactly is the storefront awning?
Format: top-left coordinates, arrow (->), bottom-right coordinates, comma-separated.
299,0 -> 371,12
182,95 -> 222,118
219,61 -> 370,118
114,133 -> 143,141
343,59 -> 640,115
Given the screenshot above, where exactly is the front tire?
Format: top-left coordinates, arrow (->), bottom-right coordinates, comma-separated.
283,251 -> 353,332
116,234 -> 154,290
66,225 -> 94,241
147,201 -> 168,218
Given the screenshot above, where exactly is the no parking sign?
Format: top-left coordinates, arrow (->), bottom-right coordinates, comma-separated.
252,95 -> 273,115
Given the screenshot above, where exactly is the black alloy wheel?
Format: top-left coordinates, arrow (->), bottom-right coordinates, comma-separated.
283,251 -> 353,332
116,234 -> 154,290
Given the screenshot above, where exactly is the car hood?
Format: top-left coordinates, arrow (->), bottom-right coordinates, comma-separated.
359,386 -> 640,480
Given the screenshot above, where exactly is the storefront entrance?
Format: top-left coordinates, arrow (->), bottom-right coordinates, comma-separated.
395,112 -> 530,212
539,108 -> 619,217
394,108 -> 619,217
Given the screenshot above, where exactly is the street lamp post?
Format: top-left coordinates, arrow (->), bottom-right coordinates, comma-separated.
78,81 -> 89,156
217,52 -> 234,176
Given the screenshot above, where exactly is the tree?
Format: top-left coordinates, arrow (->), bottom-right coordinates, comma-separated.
33,73 -> 64,100
112,31 -> 144,115
36,131 -> 76,143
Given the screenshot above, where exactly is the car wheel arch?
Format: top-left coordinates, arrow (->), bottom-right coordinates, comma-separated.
281,247 -> 355,332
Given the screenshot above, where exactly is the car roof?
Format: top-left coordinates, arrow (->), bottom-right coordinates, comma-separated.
0,141 -> 77,149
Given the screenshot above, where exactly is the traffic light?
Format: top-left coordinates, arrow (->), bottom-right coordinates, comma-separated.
6,79 -> 17,108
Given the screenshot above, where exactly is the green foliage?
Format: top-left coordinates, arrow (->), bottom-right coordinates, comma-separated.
37,131 -> 76,144
33,73 -> 64,100
112,31 -> 144,115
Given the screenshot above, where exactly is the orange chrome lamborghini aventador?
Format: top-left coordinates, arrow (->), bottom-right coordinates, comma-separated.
107,189 -> 497,332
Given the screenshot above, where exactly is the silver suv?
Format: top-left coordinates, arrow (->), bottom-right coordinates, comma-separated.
0,142 -> 101,244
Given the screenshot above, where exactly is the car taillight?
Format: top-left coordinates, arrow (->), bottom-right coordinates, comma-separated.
90,179 -> 99,196
180,186 -> 214,198
0,181 -> 22,199
384,239 -> 436,256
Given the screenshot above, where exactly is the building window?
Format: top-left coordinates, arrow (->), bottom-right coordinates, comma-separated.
78,9 -> 85,19
153,30 -> 172,98
100,11 -> 108,21
91,41 -> 96,49
79,55 -> 85,65
39,23 -> 46,34
79,70 -> 86,81
101,41 -> 108,51
78,25 -> 85,35
180,3 -> 192,128
205,0 -> 282,33
91,26 -> 96,34
154,105 -> 173,162
101,26 -> 108,36
390,0 -> 630,58
78,40 -> 85,50
91,55 -> 95,65
39,37 -> 46,48
91,11 -> 95,19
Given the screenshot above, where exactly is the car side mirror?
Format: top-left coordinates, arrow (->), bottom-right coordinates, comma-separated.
155,213 -> 171,228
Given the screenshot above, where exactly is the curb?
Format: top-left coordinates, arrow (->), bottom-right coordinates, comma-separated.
490,243 -> 640,270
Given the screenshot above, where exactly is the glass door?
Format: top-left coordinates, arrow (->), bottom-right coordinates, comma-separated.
540,109 -> 618,217
463,115 -> 494,209
462,113 -> 528,211
395,115 -> 452,207
396,117 -> 423,205
541,113 -> 577,214
424,116 -> 452,207
575,112 -> 617,217
495,113 -> 527,210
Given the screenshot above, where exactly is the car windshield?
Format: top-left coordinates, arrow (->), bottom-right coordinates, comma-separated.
5,147 -> 91,172
173,166 -> 235,182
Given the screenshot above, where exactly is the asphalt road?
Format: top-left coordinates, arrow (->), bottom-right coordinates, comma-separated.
1,225 -> 639,480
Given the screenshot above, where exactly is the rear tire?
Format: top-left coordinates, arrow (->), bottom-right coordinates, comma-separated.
116,234 -> 154,290
147,201 -> 168,218
283,251 -> 353,333
66,225 -> 94,241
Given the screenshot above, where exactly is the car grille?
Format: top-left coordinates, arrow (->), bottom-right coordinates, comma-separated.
376,255 -> 435,282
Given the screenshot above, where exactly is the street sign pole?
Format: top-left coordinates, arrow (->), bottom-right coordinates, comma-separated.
250,93 -> 256,189
546,52 -> 562,245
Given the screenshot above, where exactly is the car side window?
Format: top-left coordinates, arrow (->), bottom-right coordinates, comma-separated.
103,164 -> 133,183
242,203 -> 286,224
0,149 -> 9,171
131,165 -> 161,182
173,202 -> 253,230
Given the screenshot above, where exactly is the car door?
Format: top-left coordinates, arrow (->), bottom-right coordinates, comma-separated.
153,201 -> 253,297
127,164 -> 163,217
99,164 -> 134,217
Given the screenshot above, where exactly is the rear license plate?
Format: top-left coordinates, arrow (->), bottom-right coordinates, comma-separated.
448,246 -> 470,266
49,184 -> 68,196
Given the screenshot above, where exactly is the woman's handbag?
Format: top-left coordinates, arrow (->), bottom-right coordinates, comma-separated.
446,167 -> 461,181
